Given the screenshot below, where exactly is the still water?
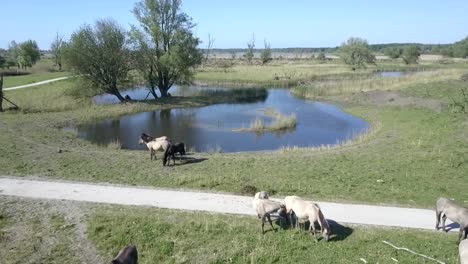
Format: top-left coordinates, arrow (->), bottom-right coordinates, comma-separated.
75,88 -> 369,152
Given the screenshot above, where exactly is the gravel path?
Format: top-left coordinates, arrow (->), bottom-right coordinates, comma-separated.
0,177 -> 457,231
4,77 -> 71,91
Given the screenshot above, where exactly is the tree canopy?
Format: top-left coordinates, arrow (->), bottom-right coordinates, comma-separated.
338,37 -> 375,70
401,45 -> 421,64
131,0 -> 203,98
64,19 -> 131,102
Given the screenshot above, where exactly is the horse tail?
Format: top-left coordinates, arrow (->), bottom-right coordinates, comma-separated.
317,207 -> 330,232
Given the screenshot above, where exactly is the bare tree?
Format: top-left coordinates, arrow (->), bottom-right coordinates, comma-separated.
205,33 -> 215,64
50,32 -> 64,70
245,34 -> 255,64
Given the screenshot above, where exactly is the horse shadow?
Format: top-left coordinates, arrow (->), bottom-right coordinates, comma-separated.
276,215 -> 353,242
170,156 -> 208,166
443,222 -> 460,232
327,220 -> 353,242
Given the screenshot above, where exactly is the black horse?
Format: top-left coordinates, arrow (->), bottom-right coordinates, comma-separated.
163,142 -> 186,166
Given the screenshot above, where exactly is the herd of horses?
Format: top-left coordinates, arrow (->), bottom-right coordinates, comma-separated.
111,193 -> 468,263
108,133 -> 468,263
138,133 -> 186,166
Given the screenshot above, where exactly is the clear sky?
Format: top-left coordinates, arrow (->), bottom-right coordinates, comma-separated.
1,0 -> 467,50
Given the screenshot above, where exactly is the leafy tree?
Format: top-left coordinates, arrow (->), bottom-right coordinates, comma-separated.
7,40 -> 41,69
244,34 -> 255,64
316,52 -> 326,62
338,37 -> 375,70
452,36 -> 468,58
401,45 -> 421,64
63,19 -> 131,102
260,40 -> 272,64
384,47 -> 402,59
131,0 -> 203,98
0,54 -> 5,68
50,32 -> 64,71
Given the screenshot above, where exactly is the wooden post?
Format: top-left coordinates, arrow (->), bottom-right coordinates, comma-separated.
0,73 -> 4,112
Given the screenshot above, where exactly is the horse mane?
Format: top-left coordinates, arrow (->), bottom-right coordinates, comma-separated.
140,133 -> 155,143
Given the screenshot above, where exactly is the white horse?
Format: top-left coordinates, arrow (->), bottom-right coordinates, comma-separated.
436,197 -> 468,243
139,133 -> 171,160
253,198 -> 286,234
284,196 -> 331,241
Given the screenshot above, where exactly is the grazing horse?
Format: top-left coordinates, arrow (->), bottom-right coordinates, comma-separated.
138,133 -> 171,160
163,142 -> 186,166
111,245 -> 138,264
284,196 -> 331,241
436,197 -> 468,243
252,198 -> 287,234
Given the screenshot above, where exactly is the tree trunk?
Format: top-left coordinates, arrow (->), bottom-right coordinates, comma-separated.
112,89 -> 127,103
159,87 -> 169,98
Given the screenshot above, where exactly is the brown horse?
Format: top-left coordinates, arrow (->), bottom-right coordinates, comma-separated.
111,245 -> 138,264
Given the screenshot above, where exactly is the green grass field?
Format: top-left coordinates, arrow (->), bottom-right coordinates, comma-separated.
1,58 -> 467,263
0,198 -> 459,264
3,71 -> 70,88
89,206 -> 459,264
0,62 -> 467,207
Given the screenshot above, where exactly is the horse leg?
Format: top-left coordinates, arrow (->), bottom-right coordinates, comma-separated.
309,220 -> 318,241
287,212 -> 293,229
441,214 -> 447,232
459,228 -> 464,244
261,215 -> 266,234
435,209 -> 441,230
267,214 -> 276,232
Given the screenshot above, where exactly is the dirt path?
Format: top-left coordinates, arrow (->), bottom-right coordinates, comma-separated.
0,177 -> 457,232
4,77 -> 71,91
364,90 -> 444,111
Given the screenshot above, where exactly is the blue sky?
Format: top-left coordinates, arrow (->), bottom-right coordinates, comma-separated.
1,0 -> 467,49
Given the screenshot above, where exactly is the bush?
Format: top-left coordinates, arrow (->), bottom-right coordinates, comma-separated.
402,45 -> 421,64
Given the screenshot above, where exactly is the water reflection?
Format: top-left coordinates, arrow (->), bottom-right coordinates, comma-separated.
75,89 -> 369,152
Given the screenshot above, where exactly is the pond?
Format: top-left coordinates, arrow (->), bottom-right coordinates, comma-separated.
378,71 -> 408,78
74,88 -> 369,152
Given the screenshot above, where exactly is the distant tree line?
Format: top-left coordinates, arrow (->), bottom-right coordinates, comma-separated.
0,40 -> 41,70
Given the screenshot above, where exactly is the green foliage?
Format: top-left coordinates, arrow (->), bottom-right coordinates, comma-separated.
131,0 -> 203,98
244,34 -> 255,64
0,54 -> 5,68
338,37 -> 375,70
383,47 -> 403,59
7,40 -> 41,69
401,45 -> 421,64
63,19 -> 131,102
260,40 -> 272,65
316,52 -> 326,62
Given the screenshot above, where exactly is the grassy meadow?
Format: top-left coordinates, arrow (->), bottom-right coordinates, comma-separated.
0,58 -> 467,208
1,56 -> 468,262
0,198 -> 460,264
